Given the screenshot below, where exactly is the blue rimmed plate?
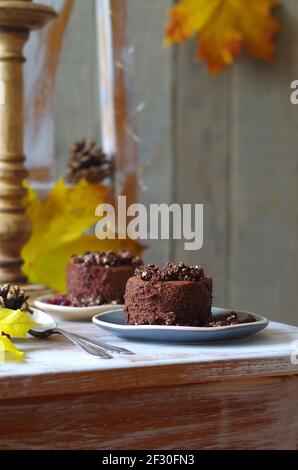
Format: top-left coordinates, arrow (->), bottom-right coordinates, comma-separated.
92,307 -> 269,343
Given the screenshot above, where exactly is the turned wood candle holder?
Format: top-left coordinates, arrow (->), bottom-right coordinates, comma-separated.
0,0 -> 56,282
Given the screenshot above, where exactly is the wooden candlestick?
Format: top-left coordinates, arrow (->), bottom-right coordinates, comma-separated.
0,1 -> 56,282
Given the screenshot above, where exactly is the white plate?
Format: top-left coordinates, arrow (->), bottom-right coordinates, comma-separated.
34,295 -> 124,322
92,307 -> 269,343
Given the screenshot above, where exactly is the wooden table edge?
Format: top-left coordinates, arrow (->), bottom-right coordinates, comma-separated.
1,355 -> 297,401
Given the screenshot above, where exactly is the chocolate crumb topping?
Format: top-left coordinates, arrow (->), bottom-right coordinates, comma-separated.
135,263 -> 161,281
71,250 -> 142,268
205,312 -> 256,327
135,262 -> 205,282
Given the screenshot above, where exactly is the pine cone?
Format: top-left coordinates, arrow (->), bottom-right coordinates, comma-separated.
0,284 -> 31,313
66,139 -> 114,184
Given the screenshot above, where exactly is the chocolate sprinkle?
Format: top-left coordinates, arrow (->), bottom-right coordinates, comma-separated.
205,312 -> 256,327
135,264 -> 161,282
135,262 -> 205,282
71,250 -> 142,268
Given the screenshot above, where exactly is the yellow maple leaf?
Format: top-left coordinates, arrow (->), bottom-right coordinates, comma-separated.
0,335 -> 24,360
0,309 -> 37,360
22,179 -> 144,292
165,0 -> 280,75
0,308 -> 37,338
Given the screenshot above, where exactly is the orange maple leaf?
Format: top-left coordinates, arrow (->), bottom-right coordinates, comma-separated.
165,0 -> 280,75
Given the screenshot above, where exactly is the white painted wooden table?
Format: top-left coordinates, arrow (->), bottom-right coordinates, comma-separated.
0,320 -> 298,450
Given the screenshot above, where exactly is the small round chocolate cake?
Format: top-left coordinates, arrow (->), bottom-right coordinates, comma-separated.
67,251 -> 142,305
124,263 -> 213,326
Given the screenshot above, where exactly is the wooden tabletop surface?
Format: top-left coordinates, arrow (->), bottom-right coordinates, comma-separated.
1,319 -> 298,400
1,319 -> 298,449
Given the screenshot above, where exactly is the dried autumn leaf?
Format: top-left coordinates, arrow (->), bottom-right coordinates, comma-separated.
165,0 -> 280,75
22,179 -> 144,292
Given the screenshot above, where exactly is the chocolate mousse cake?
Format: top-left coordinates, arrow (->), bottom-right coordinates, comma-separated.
124,263 -> 213,326
67,251 -> 142,305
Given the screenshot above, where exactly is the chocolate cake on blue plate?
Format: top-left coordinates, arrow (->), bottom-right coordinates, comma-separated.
124,263 -> 213,326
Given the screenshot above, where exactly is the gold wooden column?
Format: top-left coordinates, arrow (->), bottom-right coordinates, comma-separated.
0,0 -> 56,282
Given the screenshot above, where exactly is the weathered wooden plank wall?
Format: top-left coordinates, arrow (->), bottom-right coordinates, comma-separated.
173,40 -> 230,305
55,0 -> 100,176
24,0 -> 74,182
173,0 -> 298,324
128,0 -> 174,266
228,1 -> 298,325
53,0 -> 297,325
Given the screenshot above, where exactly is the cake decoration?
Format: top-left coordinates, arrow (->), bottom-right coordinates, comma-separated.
205,312 -> 256,327
71,250 -> 142,268
135,262 -> 205,282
